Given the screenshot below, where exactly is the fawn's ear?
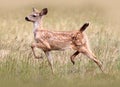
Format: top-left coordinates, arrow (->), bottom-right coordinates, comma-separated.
40,8 -> 48,16
32,8 -> 39,12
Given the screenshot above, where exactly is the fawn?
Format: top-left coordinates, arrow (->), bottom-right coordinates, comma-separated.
25,8 -> 103,73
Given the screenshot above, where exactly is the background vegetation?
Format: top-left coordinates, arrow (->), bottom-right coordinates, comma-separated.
0,0 -> 120,87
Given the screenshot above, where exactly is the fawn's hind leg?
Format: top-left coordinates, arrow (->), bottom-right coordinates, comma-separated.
78,46 -> 103,72
70,51 -> 80,65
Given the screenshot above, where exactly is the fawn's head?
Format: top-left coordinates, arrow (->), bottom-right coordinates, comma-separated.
25,8 -> 48,23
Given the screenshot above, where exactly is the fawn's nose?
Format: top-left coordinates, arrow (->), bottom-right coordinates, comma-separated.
25,17 -> 29,21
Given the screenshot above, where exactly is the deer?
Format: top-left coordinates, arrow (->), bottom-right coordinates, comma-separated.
25,8 -> 103,73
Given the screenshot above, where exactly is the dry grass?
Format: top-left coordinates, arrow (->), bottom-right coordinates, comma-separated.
0,0 -> 120,87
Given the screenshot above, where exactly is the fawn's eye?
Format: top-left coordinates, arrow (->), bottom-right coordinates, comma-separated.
32,15 -> 36,17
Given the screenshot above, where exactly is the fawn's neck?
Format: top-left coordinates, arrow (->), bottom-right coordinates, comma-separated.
33,20 -> 43,33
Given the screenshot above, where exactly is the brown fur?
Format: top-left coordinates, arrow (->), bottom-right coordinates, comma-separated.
25,8 -> 103,73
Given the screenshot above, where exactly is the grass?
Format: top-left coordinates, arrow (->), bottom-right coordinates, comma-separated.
0,0 -> 120,87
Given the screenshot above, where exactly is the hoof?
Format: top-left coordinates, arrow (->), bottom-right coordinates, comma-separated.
71,60 -> 75,65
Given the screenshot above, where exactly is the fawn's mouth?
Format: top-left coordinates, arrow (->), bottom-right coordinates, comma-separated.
25,17 -> 30,21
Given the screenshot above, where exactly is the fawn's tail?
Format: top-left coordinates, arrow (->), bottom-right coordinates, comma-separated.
80,23 -> 89,32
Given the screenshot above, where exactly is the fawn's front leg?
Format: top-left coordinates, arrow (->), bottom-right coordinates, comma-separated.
44,51 -> 54,74
31,42 -> 45,59
35,33 -> 51,50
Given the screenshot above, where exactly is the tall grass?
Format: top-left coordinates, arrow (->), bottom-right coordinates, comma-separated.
0,0 -> 120,87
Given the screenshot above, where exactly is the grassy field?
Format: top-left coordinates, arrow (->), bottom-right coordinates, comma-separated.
0,0 -> 120,87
